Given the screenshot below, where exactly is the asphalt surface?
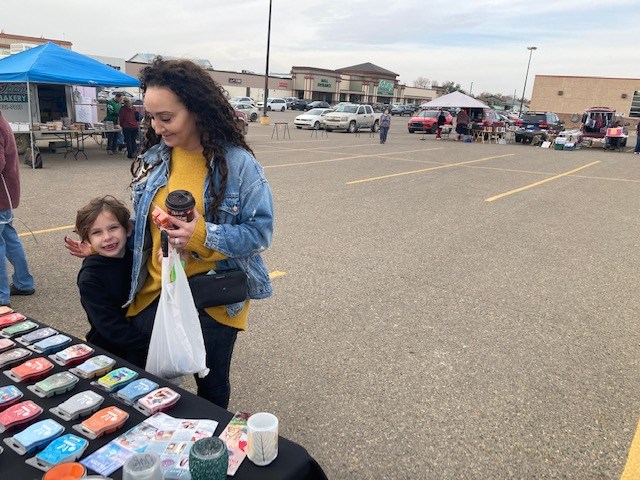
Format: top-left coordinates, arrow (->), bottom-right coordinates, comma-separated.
13,111 -> 640,478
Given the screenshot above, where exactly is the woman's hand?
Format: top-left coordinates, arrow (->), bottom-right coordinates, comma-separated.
165,210 -> 201,250
64,235 -> 92,258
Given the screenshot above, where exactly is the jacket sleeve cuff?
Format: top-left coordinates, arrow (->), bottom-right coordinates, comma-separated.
187,216 -> 226,262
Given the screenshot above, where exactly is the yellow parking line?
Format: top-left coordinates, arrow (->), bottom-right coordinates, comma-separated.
269,270 -> 286,279
346,154 -> 514,185
485,161 -> 600,202
18,224 -> 75,237
620,419 -> 640,479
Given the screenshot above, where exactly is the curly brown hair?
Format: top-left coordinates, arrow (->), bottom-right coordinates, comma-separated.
131,57 -> 254,219
75,196 -> 130,243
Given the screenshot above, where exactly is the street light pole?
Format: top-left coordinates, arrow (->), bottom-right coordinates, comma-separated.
519,46 -> 537,115
261,0 -> 273,125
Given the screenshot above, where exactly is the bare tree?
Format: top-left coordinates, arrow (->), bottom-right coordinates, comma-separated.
413,76 -> 431,88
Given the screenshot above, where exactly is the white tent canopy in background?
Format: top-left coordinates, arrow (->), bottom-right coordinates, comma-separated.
420,91 -> 489,109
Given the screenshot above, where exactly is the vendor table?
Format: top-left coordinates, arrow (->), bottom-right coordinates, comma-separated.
0,318 -> 327,480
33,129 -> 121,160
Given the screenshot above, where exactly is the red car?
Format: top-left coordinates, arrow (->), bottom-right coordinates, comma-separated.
407,110 -> 452,133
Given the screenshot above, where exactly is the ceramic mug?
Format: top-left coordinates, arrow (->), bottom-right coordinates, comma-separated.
246,412 -> 279,466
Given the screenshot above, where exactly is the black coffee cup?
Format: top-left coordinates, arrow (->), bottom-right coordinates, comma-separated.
165,190 -> 196,223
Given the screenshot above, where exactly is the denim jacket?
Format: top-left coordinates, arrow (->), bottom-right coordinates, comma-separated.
126,141 -> 274,317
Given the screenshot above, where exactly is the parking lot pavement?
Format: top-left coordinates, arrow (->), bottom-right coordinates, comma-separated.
13,114 -> 640,478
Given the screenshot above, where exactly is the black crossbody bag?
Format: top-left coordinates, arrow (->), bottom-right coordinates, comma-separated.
188,269 -> 248,309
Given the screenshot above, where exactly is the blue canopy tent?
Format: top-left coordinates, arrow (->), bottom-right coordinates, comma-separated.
0,42 -> 140,166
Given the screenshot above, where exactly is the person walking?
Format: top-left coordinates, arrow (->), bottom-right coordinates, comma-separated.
436,110 -> 446,139
0,111 -> 35,307
105,92 -> 123,155
119,97 -> 140,159
379,109 -> 391,144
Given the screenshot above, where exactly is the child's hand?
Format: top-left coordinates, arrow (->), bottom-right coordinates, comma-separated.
64,235 -> 92,258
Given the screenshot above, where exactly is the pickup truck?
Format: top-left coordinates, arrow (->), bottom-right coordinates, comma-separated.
323,104 -> 381,133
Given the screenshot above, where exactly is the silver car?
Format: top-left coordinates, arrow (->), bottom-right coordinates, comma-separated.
294,108 -> 334,129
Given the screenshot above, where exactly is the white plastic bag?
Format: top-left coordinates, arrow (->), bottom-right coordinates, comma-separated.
146,245 -> 209,380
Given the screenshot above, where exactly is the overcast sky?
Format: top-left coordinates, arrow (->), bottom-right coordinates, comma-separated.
2,1 -> 638,98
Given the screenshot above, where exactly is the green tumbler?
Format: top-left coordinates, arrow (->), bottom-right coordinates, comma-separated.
189,436 -> 228,480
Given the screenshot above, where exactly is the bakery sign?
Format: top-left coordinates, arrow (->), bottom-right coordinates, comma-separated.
317,78 -> 332,88
0,83 -> 28,103
229,78 -> 242,84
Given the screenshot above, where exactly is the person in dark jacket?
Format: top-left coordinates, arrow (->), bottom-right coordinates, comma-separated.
119,97 -> 140,159
0,111 -> 35,306
73,196 -> 146,360
436,110 -> 446,139
105,93 -> 123,155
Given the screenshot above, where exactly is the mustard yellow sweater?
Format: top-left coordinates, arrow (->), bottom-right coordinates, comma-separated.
126,147 -> 250,330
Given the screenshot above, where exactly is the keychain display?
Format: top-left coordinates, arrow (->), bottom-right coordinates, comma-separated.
49,390 -> 104,421
134,387 -> 181,416
0,338 -> 16,353
49,343 -> 94,367
4,357 -> 53,383
0,347 -> 32,369
1,320 -> 37,338
29,334 -> 72,355
72,406 -> 129,439
0,400 -> 42,433
69,355 -> 115,379
0,313 -> 26,329
25,433 -> 89,472
92,367 -> 137,392
113,378 -> 158,406
3,418 -> 64,455
0,385 -> 23,411
16,327 -> 58,346
27,371 -> 79,398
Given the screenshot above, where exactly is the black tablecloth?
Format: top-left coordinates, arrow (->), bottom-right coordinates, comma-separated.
0,319 -> 327,480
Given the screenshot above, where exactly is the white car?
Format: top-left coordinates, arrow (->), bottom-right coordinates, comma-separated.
231,102 -> 260,122
98,89 -> 143,105
294,108 -> 333,129
229,96 -> 256,105
256,98 -> 287,112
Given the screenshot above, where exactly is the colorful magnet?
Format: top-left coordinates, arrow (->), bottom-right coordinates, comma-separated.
92,367 -> 138,392
0,400 -> 42,433
49,343 -> 94,367
0,313 -> 26,329
27,371 -> 79,398
0,385 -> 23,411
16,327 -> 58,346
69,354 -> 115,379
3,418 -> 64,455
134,387 -> 181,416
72,406 -> 129,439
29,334 -> 72,355
0,347 -> 32,368
25,433 -> 89,472
0,338 -> 16,353
49,390 -> 104,422
1,320 -> 38,338
113,378 -> 159,405
4,357 -> 53,383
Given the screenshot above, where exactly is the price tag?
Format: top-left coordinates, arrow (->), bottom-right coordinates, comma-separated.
0,400 -> 43,433
3,418 -> 64,455
49,343 -> 94,367
113,378 -> 158,405
1,320 -> 38,338
0,313 -> 26,329
134,387 -> 181,416
72,406 -> 129,439
0,385 -> 23,411
92,367 -> 137,392
27,371 -> 79,398
0,347 -> 32,368
16,327 -> 57,346
50,390 -> 104,421
25,433 -> 89,472
69,354 -> 115,379
4,357 -> 53,382
29,334 -> 72,355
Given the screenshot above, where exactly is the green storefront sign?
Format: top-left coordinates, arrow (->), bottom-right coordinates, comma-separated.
317,78 -> 332,88
377,80 -> 394,96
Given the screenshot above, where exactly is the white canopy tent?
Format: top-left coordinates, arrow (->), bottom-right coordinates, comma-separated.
420,91 -> 489,109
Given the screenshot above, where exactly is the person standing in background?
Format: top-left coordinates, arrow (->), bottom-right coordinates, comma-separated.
379,109 -> 391,144
105,93 -> 123,155
456,109 -> 469,140
119,97 -> 141,159
436,110 -> 446,139
0,111 -> 35,307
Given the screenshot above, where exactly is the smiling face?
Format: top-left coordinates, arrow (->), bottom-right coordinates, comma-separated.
87,210 -> 130,258
144,86 -> 201,151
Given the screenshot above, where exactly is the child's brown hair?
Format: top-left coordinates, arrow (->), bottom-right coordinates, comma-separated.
75,196 -> 130,242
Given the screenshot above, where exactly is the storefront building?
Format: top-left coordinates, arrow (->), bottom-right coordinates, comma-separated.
530,74 -> 640,124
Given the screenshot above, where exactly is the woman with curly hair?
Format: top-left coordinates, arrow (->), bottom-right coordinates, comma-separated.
69,58 -> 274,408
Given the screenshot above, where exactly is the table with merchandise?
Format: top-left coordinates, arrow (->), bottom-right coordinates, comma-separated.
0,314 -> 327,480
